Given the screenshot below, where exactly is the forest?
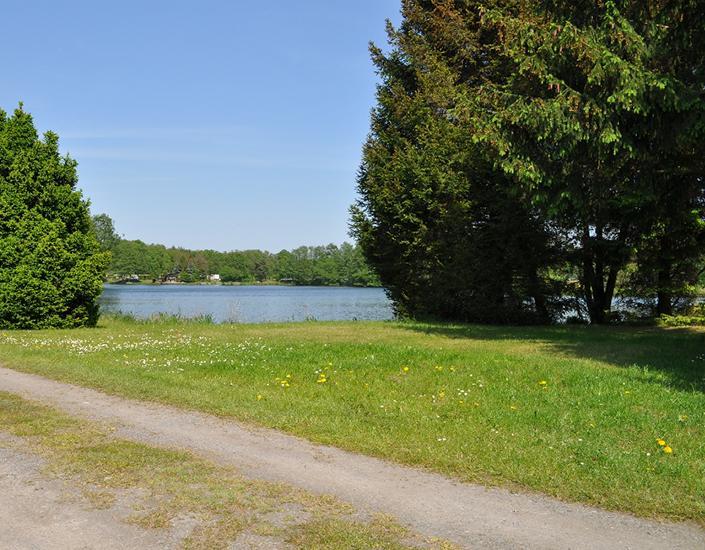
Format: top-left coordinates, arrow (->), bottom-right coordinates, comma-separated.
92,214 -> 379,286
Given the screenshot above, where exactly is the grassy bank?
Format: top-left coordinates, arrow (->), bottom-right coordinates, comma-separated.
1,316 -> 703,522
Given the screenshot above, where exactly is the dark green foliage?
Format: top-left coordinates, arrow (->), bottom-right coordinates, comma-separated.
354,0 -> 705,324
275,243 -> 377,286
625,202 -> 705,316
351,0 -> 562,323
0,106 -> 109,329
469,0 -> 705,322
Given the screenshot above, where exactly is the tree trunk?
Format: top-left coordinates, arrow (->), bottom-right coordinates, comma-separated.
581,225 -> 620,324
656,260 -> 673,316
529,280 -> 549,323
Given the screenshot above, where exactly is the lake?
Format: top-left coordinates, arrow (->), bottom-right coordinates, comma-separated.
99,285 -> 394,323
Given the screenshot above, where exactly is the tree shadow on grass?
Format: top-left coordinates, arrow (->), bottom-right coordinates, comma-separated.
398,322 -> 705,393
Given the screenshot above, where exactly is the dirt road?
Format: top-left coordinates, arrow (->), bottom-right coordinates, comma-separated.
0,442 -> 180,549
1,366 -> 703,549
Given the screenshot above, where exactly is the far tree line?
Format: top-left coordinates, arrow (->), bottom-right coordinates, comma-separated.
92,214 -> 380,287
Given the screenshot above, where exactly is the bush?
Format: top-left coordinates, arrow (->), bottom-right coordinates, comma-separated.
0,105 -> 109,329
658,314 -> 705,327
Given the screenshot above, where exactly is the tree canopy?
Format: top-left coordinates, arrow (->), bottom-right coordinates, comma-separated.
0,105 -> 109,328
96,214 -> 379,287
353,0 -> 705,324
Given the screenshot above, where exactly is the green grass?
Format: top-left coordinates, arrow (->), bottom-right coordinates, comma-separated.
1,315 -> 704,522
0,392 -> 449,549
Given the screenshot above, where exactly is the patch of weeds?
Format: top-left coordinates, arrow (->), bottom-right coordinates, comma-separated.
287,512 -> 449,549
183,517 -> 248,550
81,488 -> 116,510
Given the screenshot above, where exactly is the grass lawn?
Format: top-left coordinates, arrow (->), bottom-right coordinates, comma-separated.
1,315 -> 703,523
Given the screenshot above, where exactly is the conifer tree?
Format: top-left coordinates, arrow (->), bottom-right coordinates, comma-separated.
351,1 -> 562,323
469,0 -> 705,321
355,0 -> 704,324
0,105 -> 109,328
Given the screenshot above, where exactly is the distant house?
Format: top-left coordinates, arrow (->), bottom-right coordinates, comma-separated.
208,274 -> 221,282
162,273 -> 179,284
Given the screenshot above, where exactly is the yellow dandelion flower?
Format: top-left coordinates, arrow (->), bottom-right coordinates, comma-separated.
657,439 -> 666,446
663,446 -> 673,454
539,380 -> 548,386
256,394 -> 263,401
402,366 -> 410,373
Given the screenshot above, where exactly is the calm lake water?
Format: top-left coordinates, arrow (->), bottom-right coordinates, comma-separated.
99,285 -> 394,323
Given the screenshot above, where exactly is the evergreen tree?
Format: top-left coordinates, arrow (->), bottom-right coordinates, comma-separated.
355,0 -> 704,324
351,2 -> 562,323
468,0 -> 705,321
0,105 -> 109,328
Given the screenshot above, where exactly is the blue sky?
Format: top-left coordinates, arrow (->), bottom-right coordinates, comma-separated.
1,1 -> 401,251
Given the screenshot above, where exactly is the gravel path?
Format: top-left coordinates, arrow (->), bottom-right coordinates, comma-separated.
1,366 -> 703,549
0,442 -> 179,549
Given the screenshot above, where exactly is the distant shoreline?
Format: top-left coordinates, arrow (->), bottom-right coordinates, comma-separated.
105,281 -> 383,289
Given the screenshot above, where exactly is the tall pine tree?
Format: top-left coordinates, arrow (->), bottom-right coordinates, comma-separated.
351,1 -> 562,323
468,0 -> 705,321
355,0 -> 704,324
